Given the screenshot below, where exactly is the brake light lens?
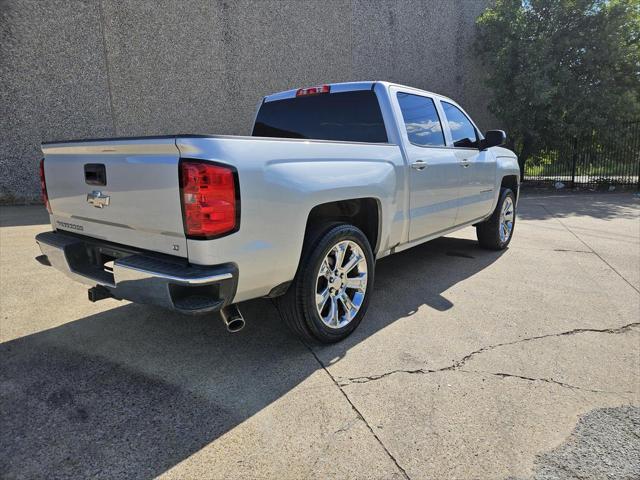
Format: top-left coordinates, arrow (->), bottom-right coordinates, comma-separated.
296,84 -> 331,96
39,158 -> 51,213
179,160 -> 238,238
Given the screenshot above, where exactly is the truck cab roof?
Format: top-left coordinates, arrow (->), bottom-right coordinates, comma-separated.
263,81 -> 456,105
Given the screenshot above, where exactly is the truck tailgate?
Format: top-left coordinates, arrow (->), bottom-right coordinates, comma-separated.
41,137 -> 187,257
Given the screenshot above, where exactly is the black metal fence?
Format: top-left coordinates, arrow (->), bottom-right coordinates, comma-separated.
523,121 -> 640,188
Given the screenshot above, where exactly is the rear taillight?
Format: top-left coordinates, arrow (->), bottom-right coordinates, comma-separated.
39,158 -> 51,213
179,159 -> 239,239
296,84 -> 330,96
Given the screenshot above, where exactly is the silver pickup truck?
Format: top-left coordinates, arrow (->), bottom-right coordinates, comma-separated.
36,81 -> 519,343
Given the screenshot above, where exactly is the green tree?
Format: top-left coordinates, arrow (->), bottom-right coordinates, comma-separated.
475,0 -> 640,175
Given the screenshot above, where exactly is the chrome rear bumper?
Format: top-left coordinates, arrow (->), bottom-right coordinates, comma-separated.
36,231 -> 237,314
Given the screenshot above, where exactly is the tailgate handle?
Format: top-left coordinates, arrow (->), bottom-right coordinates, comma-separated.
85,164 -> 107,186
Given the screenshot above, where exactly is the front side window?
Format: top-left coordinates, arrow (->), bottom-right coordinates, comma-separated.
396,93 -> 445,147
441,101 -> 478,148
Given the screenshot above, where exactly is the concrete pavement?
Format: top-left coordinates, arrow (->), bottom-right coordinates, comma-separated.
1,192 -> 638,479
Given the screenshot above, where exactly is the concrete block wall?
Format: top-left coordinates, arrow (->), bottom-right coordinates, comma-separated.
1,0 -> 493,203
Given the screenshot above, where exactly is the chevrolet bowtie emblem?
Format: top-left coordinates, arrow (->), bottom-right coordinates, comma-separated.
87,190 -> 110,208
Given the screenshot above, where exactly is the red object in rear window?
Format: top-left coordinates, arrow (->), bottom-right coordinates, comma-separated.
179,159 -> 239,239
39,158 -> 51,213
296,84 -> 331,96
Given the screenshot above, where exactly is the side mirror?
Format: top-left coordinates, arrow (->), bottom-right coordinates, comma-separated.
480,130 -> 506,150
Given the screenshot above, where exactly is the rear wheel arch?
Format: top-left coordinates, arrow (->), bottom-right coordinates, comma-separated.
271,198 -> 381,299
302,197 -> 381,255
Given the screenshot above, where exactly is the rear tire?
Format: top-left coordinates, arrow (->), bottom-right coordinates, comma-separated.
476,188 -> 516,250
275,224 -> 374,343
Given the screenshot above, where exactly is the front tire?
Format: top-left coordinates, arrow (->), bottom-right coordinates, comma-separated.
275,224 -> 374,343
476,188 -> 516,250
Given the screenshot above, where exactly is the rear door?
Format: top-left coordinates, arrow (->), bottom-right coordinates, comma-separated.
392,88 -> 461,241
42,137 -> 187,257
439,101 -> 496,224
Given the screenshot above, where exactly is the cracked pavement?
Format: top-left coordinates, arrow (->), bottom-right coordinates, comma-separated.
1,192 -> 639,479
336,322 -> 640,391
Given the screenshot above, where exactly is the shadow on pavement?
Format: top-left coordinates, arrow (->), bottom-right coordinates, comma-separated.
0,236 -> 503,479
517,191 -> 639,222
0,205 -> 50,227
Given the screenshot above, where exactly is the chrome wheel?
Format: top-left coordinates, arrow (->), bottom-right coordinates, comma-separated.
499,196 -> 514,243
315,240 -> 368,329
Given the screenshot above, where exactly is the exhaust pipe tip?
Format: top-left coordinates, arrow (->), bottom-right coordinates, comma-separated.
226,317 -> 245,333
220,304 -> 245,333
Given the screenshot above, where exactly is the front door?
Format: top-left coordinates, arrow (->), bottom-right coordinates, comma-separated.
394,90 -> 461,241
440,101 -> 496,224
454,148 -> 497,223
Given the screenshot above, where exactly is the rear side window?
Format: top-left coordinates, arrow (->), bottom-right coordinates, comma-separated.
252,90 -> 388,143
441,101 -> 478,148
396,93 -> 445,147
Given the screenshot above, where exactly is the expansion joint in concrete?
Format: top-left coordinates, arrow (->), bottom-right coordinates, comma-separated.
304,341 -> 411,480
540,203 -> 640,294
270,299 -> 411,479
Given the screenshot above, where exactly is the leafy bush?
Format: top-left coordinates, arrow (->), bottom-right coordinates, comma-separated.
475,0 -> 640,176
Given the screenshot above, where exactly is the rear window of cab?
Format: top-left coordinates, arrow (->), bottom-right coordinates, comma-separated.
252,90 -> 388,143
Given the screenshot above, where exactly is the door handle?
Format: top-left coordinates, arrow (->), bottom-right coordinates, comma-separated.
460,159 -> 471,168
411,160 -> 427,171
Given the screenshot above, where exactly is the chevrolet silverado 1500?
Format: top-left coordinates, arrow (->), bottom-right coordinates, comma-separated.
36,81 -> 519,342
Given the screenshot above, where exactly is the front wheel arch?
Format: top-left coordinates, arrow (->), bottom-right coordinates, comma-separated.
476,187 -> 516,250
